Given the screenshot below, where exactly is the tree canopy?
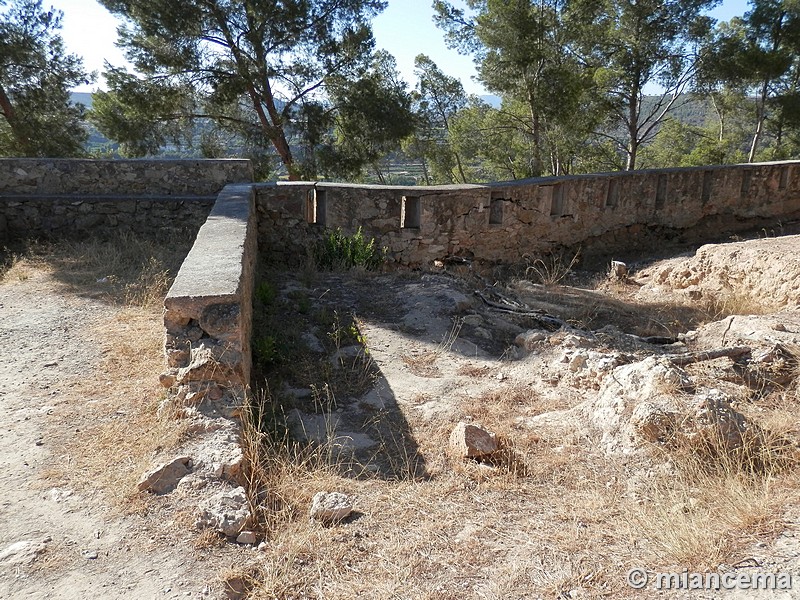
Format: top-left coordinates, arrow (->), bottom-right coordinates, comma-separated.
92,0 -> 413,179
6,0 -> 800,178
0,0 -> 92,157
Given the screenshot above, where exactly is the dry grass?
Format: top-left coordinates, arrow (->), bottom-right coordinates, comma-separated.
401,351 -> 442,377
523,247 -> 581,286
237,250 -> 800,598
628,459 -> 793,569
401,318 -> 464,378
0,233 -> 190,307
456,363 -> 491,378
21,234 -> 193,512
43,306 -> 188,513
698,289 -> 781,321
237,347 -> 800,599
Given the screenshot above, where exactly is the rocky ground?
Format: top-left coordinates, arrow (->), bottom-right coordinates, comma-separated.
251,233 -> 800,599
2,232 -> 800,599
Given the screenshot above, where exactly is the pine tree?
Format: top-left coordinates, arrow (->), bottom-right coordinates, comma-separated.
0,0 -> 92,157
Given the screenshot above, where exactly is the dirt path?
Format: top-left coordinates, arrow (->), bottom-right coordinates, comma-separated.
0,272 -> 221,599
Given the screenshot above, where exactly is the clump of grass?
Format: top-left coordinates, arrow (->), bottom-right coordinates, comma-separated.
240,389 -> 352,533
314,227 -> 386,272
523,247 -> 580,286
628,406 -> 800,568
255,281 -> 277,306
699,289 -> 778,321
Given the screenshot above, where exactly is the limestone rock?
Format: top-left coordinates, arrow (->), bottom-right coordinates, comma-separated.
690,390 -> 755,453
301,332 -> 325,353
0,539 -> 48,566
514,329 -> 548,351
569,352 -> 588,372
199,303 -> 241,340
196,485 -> 250,537
571,356 -> 689,453
191,427 -> 245,484
449,422 -> 498,458
176,343 -> 241,386
609,260 -> 628,280
137,456 -> 191,494
630,402 -> 678,443
159,371 -> 176,388
310,491 -> 354,523
236,530 -> 257,545
166,348 -> 190,368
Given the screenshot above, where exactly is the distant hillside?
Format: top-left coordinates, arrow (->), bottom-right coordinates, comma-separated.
71,92 -> 93,108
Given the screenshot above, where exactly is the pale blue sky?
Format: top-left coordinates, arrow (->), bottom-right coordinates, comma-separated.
46,0 -> 749,95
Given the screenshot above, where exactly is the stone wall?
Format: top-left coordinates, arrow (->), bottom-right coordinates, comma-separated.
0,158 -> 253,241
255,161 -> 800,267
162,183 -> 258,410
153,185 -> 258,531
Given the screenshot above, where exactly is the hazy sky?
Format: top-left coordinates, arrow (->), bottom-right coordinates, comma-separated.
45,0 -> 750,95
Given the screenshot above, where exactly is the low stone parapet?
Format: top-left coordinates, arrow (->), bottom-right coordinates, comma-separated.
162,183 -> 257,405
255,160 -> 800,268
0,158 -> 253,242
153,183 -> 258,536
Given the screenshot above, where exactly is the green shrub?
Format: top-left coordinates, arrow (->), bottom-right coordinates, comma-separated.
314,227 -> 386,271
253,334 -> 279,366
255,281 -> 277,306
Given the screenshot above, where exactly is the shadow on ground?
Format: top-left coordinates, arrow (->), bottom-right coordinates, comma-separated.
251,267 -> 429,481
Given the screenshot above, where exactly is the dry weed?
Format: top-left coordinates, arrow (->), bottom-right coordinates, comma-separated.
627,411 -> 800,569
523,247 -> 581,286
0,233 -> 190,307
700,289 -> 779,321
402,351 -> 441,377
456,363 -> 491,378
401,318 -> 464,378
46,307 -> 187,512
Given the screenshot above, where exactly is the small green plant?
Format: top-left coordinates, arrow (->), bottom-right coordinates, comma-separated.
255,281 -> 277,306
287,290 -> 312,314
314,227 -> 387,271
253,334 -> 279,366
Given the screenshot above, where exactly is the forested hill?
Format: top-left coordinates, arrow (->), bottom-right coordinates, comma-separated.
70,91 -> 715,156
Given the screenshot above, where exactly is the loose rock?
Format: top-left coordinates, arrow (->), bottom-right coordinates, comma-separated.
137,456 -> 192,494
196,485 -> 250,537
609,260 -> 628,280
690,390 -> 755,454
236,530 -> 257,545
310,491 -> 354,523
449,422 -> 498,458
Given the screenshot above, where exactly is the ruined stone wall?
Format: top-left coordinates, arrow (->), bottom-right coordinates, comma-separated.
255,161 -> 800,267
0,158 -> 253,241
162,183 -> 258,411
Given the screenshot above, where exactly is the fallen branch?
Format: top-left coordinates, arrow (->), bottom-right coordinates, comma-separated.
667,346 -> 751,366
474,290 -> 567,330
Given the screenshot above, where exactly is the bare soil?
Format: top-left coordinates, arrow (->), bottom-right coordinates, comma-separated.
0,249 -> 247,599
